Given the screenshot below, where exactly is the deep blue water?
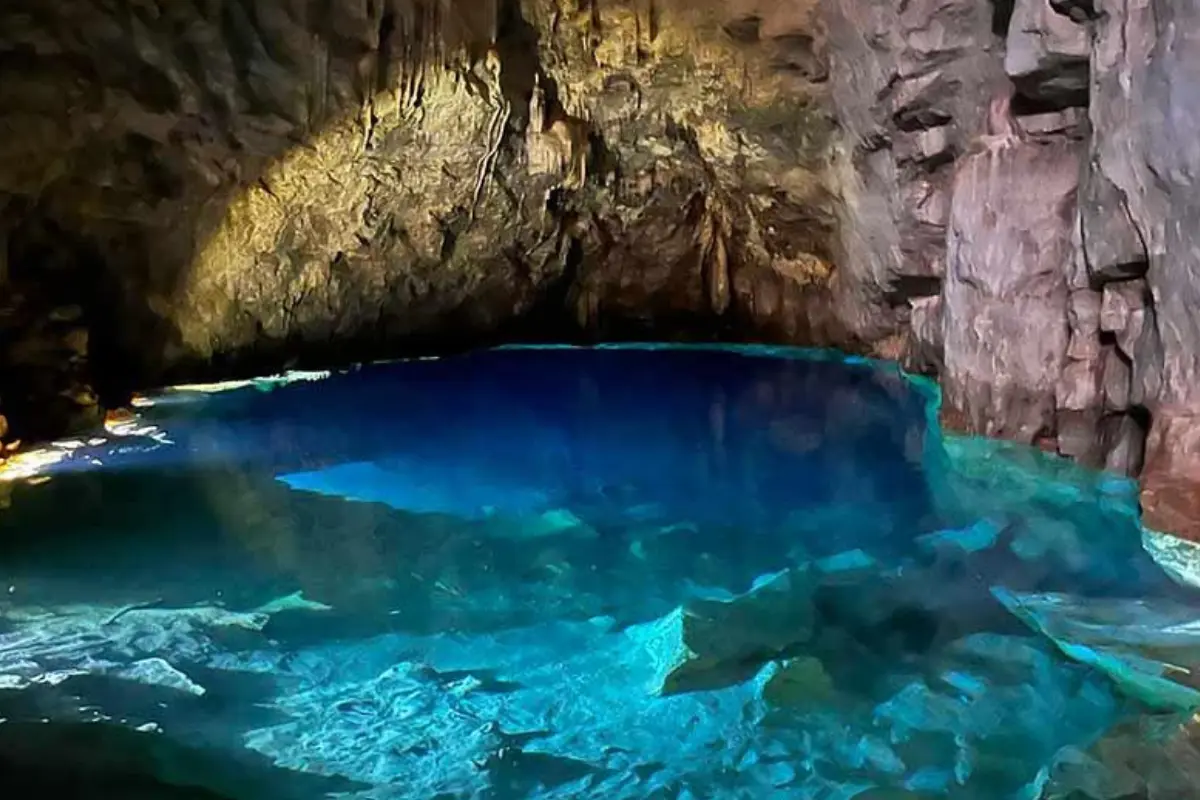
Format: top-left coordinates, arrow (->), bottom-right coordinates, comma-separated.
0,345 -> 1197,799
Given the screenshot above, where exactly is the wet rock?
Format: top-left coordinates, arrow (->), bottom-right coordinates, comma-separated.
760,656 -> 836,710
115,658 -> 206,697
1040,713 -> 1200,800
641,567 -> 816,695
994,588 -> 1200,711
1141,527 -> 1200,590
1141,465 -> 1200,543
0,721 -> 361,799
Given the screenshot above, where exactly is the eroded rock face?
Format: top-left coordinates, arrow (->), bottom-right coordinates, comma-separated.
822,0 -> 1003,349
816,0 -> 1200,541
0,0 -> 842,440
942,127 -> 1079,445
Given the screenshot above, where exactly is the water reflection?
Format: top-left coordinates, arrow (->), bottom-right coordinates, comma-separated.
0,345 -> 1195,799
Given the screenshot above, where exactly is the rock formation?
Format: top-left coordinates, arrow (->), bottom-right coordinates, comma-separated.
3,0 -> 1200,539
0,0 -> 843,443
826,0 -> 1200,541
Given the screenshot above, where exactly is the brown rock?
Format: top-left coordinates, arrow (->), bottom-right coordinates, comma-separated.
1141,475 -> 1200,542
1142,414 -> 1200,538
0,0 -> 847,440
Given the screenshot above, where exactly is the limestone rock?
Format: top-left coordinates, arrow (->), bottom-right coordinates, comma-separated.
823,0 -> 1003,343
0,0 -> 845,441
8,0 -> 1200,548
941,135 -> 1079,444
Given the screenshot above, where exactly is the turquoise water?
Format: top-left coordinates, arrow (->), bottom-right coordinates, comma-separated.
0,345 -> 1198,798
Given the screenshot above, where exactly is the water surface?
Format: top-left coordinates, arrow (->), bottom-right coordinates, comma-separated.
0,345 -> 1197,799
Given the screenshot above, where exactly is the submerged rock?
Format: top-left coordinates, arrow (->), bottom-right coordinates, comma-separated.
115,658 -> 206,697
251,592 -> 333,616
994,588 -> 1200,711
760,656 -> 836,710
637,568 -> 816,696
1141,527 -> 1200,591
1040,713 -> 1200,800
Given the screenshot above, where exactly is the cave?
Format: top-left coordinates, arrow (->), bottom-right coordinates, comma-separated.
3,0 -> 1200,797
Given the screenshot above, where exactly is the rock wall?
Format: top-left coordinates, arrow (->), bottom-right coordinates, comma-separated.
5,0 -> 1200,538
825,0 -> 1200,539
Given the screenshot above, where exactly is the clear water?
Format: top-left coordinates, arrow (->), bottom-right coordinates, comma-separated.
1,345 -> 1199,799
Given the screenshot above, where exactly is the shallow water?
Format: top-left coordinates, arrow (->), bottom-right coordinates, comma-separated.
0,345 -> 1198,799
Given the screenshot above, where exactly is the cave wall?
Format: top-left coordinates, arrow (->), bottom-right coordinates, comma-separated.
5,0 -> 1200,537
0,0 -> 844,441
823,0 -> 1200,539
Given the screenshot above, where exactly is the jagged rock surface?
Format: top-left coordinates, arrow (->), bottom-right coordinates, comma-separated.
824,0 -> 1200,540
0,0 -> 843,442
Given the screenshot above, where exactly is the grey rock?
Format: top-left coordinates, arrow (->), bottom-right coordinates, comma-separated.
905,293 -> 944,374
823,0 -> 1003,344
1100,411 -> 1147,475
1101,345 -> 1131,411
1017,106 -> 1088,138
1079,167 -> 1149,282
1005,0 -> 1091,108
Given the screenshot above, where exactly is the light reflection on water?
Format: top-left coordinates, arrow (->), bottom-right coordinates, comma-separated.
0,345 -> 1196,799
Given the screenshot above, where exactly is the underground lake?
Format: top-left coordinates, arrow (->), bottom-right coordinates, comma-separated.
0,344 -> 1198,799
